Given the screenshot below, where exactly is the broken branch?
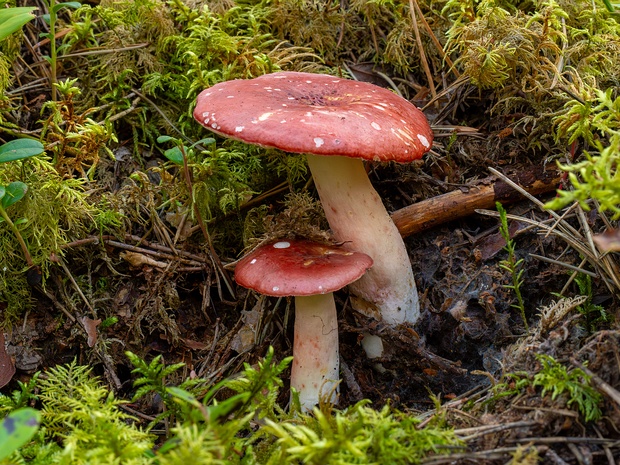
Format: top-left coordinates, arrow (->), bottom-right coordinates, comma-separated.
391,166 -> 562,238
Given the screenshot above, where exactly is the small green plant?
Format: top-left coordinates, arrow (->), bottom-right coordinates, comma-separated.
533,354 -> 602,422
40,0 -> 81,100
158,135 -> 250,215
492,354 -> 602,422
0,374 -> 40,416
0,139 -> 45,268
129,346 -> 291,428
0,182 -> 32,265
132,347 -> 293,461
126,351 -> 190,427
545,134 -> 620,217
496,202 -> 528,330
157,135 -> 215,166
41,78 -> 117,178
573,273 -> 611,332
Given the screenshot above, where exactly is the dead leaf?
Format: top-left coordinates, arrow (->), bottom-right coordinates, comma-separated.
182,338 -> 209,350
231,306 -> 263,354
231,326 -> 255,354
120,251 -> 168,268
165,210 -> 194,242
0,332 -> 16,388
478,220 -> 524,260
593,229 -> 620,252
80,316 -> 102,347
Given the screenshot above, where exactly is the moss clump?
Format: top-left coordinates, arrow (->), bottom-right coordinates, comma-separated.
1,361 -> 154,465
0,155 -> 111,320
441,0 -> 620,154
1,350 -> 463,464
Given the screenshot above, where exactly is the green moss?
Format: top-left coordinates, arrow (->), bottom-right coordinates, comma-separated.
0,349 -> 466,464
0,155 -> 110,320
33,361 -> 153,464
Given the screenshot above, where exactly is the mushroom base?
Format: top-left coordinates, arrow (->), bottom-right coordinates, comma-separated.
290,293 -> 339,411
307,153 -> 420,326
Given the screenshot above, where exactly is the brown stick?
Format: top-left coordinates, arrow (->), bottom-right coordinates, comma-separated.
391,166 -> 562,238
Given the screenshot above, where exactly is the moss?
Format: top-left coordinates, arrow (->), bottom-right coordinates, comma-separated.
0,156 -> 107,320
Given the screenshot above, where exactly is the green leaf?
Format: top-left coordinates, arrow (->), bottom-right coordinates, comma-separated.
205,392 -> 251,423
165,387 -> 202,408
0,408 -> 41,460
190,137 -> 216,148
0,140 -> 44,164
156,135 -> 175,144
0,185 -> 5,201
1,182 -> 28,208
0,7 -> 37,42
51,2 -> 81,14
156,437 -> 181,455
163,147 -> 184,165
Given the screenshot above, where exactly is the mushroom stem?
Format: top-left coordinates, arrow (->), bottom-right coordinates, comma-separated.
290,293 -> 339,410
306,153 -> 419,326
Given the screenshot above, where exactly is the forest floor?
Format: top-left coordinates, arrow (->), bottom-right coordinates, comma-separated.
2,0 -> 620,464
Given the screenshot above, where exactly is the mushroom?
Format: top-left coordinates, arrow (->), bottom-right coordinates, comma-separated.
234,239 -> 373,410
193,71 -> 433,326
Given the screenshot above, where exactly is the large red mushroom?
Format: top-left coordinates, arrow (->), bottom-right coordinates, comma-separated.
194,72 -> 433,326
235,239 -> 373,411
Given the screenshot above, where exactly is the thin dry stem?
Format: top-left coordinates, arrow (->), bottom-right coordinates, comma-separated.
408,0 -> 436,100
410,0 -> 459,78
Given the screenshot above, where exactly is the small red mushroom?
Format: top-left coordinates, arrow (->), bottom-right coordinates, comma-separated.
234,239 -> 373,411
194,72 -> 433,327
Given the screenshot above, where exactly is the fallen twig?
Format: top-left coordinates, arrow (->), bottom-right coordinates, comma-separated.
391,166 -> 561,237
421,445 -> 545,465
511,436 -> 620,446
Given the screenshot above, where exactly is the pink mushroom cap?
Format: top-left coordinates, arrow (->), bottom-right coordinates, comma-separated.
193,71 -> 433,162
235,240 -> 373,297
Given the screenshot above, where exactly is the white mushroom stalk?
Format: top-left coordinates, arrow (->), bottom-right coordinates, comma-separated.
291,293 -> 339,409
306,154 -> 418,325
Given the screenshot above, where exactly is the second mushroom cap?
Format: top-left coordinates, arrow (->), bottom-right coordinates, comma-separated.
235,240 -> 374,297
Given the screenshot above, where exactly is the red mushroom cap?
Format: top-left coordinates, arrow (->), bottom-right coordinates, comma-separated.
235,239 -> 373,297
194,72 -> 433,162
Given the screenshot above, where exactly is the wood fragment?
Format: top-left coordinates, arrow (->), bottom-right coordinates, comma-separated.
391,166 -> 562,238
